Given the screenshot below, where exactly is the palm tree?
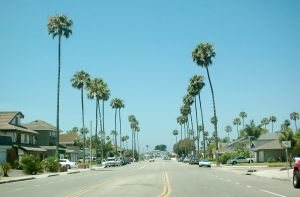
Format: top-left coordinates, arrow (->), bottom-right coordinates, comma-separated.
261,117 -> 270,131
118,99 -> 125,152
48,14 -> 73,159
111,130 -> 117,151
225,125 -> 232,141
233,118 -> 241,138
192,43 -> 219,165
110,99 -> 119,155
290,112 -> 299,132
188,75 -> 205,156
71,71 -> 91,163
173,129 -> 179,145
177,116 -> 184,141
183,95 -> 195,140
87,77 -> 104,158
100,82 -> 110,144
269,116 -> 277,133
129,115 -> 138,159
239,112 -> 247,129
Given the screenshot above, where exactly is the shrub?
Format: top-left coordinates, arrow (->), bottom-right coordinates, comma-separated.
267,157 -> 276,163
10,160 -> 20,169
220,152 -> 235,164
21,154 -> 43,175
41,157 -> 60,172
1,162 -> 11,177
78,163 -> 89,169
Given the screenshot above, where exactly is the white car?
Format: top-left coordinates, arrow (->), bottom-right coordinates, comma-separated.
199,159 -> 211,167
59,159 -> 76,169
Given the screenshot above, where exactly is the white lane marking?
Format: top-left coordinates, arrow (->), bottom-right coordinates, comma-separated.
246,185 -> 252,188
235,182 -> 240,185
139,165 -> 148,169
15,187 -> 24,191
260,189 -> 287,197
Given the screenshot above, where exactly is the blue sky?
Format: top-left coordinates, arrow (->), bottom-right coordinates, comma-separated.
1,0 -> 299,152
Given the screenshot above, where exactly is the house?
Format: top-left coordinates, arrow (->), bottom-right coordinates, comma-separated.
59,132 -> 80,162
24,120 -> 66,158
253,133 -> 285,162
0,112 -> 46,163
218,137 -> 249,154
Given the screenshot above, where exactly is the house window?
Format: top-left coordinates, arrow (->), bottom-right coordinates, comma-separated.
24,134 -> 27,143
29,135 -> 33,144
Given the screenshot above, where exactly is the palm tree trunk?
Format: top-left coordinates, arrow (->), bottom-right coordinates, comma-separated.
137,132 -> 140,158
198,94 -> 206,159
194,97 -> 200,155
56,35 -> 61,160
294,120 -> 298,132
206,67 -> 219,165
102,100 -> 105,143
271,122 -> 274,133
114,108 -> 117,155
81,87 -> 86,163
180,124 -> 183,141
98,100 -> 103,157
95,99 -> 98,158
119,108 -> 122,154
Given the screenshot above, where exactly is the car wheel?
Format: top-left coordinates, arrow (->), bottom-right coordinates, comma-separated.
293,171 -> 300,188
232,161 -> 237,165
66,164 -> 71,169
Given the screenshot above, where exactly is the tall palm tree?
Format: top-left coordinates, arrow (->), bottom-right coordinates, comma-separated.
136,126 -> 141,156
173,129 -> 179,145
129,115 -> 138,159
111,130 -> 117,150
48,14 -> 73,159
110,99 -> 119,154
233,118 -> 241,138
192,42 -> 219,165
177,116 -> 184,141
269,116 -> 277,133
87,77 -> 103,158
225,125 -> 232,141
100,82 -> 110,144
183,95 -> 195,140
239,112 -> 247,129
71,70 -> 90,163
118,99 -> 125,152
261,117 -> 270,131
290,112 -> 299,132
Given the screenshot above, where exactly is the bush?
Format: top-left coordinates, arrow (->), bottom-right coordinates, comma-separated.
267,157 -> 276,163
10,160 -> 20,169
41,157 -> 60,172
78,163 -> 89,169
1,162 -> 11,177
21,154 -> 43,175
220,152 -> 235,164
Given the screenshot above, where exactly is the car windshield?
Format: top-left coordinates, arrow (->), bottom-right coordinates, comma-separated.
1,1 -> 299,196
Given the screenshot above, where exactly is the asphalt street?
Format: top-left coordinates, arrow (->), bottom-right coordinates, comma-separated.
0,160 -> 299,197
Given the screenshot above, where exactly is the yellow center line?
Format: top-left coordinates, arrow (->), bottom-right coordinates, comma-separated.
159,171 -> 171,197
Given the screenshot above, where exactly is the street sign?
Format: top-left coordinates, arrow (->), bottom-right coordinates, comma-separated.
282,141 -> 291,148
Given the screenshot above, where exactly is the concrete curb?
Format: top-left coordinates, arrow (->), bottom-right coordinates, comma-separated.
0,177 -> 36,184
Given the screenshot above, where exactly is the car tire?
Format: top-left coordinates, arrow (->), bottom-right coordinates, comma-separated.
293,171 -> 300,188
232,161 -> 237,165
66,164 -> 71,169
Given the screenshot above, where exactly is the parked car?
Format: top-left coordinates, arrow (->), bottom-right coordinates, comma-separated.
105,157 -> 118,167
199,160 -> 211,167
178,157 -> 184,162
183,156 -> 191,163
189,157 -> 200,165
149,156 -> 155,162
226,156 -> 253,165
59,159 -> 76,169
293,157 -> 300,188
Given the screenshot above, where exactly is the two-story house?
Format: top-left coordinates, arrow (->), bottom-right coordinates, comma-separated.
24,120 -> 66,158
0,112 -> 46,163
59,132 -> 80,162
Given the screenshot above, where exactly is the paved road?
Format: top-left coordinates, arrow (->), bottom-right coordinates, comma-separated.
1,160 -> 299,197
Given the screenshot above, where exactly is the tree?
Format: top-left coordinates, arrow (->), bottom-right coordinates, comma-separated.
279,120 -> 296,150
48,14 -> 73,159
71,70 -> 91,163
128,115 -> 139,159
233,118 -> 241,138
188,75 -> 206,157
290,112 -> 299,132
192,42 -> 219,165
87,77 -> 104,158
225,125 -> 232,141
239,112 -> 247,129
240,120 -> 266,140
155,144 -> 167,151
261,117 -> 270,131
173,129 -> 179,145
269,116 -> 277,133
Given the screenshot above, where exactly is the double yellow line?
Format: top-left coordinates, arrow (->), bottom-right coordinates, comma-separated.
160,172 -> 171,197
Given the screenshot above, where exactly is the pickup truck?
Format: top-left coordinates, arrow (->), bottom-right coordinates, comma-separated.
59,159 -> 76,169
226,156 -> 254,165
293,157 -> 300,188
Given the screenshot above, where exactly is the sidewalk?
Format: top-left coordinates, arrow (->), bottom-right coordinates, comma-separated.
0,165 -> 104,184
216,164 -> 293,181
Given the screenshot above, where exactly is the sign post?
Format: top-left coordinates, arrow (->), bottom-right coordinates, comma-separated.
282,141 -> 291,178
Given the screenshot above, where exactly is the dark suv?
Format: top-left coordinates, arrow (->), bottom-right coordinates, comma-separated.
293,157 -> 300,188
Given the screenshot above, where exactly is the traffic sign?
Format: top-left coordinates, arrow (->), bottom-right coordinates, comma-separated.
282,141 -> 291,148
